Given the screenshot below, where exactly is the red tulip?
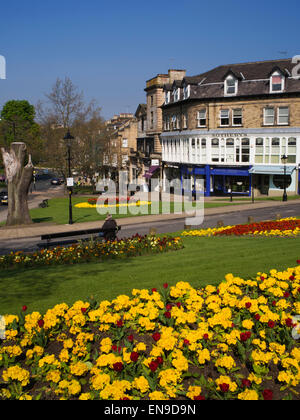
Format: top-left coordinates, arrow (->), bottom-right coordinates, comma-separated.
38,319 -> 44,328
262,389 -> 273,400
22,305 -> 27,312
219,383 -> 230,393
152,332 -> 161,342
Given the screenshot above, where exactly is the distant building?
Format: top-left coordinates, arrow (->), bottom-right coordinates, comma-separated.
161,59 -> 300,197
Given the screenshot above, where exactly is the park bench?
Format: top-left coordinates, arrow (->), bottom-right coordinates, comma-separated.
38,226 -> 121,248
39,199 -> 49,208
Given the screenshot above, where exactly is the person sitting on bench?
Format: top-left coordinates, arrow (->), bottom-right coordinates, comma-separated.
101,214 -> 118,241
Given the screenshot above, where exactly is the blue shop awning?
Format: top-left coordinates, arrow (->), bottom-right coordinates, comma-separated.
249,165 -> 296,175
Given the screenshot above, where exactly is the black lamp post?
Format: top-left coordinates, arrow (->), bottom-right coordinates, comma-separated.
281,154 -> 288,202
64,130 -> 75,224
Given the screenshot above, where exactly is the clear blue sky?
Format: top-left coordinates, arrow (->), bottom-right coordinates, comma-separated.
0,0 -> 299,120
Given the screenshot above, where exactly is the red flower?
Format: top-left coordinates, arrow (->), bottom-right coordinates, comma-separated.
156,356 -> 163,365
127,334 -> 134,342
203,334 -> 209,341
81,308 -> 87,314
149,361 -> 159,372
176,302 -> 182,308
262,389 -> 273,400
254,314 -> 261,321
284,292 -> 290,298
152,332 -> 161,342
166,304 -> 172,310
242,379 -> 251,388
219,383 -> 230,393
245,302 -> 251,309
240,332 -> 251,342
163,283 -> 169,289
22,305 -> 27,312
116,319 -> 123,327
183,339 -> 190,346
194,395 -> 205,400
272,301 -> 277,307
38,319 -> 44,328
130,352 -> 139,362
152,288 -> 157,293
164,311 -> 171,319
297,260 -> 300,265
285,318 -> 293,327
289,275 -> 295,281
113,362 -> 124,372
268,320 -> 275,329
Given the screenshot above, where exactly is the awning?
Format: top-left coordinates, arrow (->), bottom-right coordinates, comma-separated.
143,166 -> 160,179
249,165 -> 296,175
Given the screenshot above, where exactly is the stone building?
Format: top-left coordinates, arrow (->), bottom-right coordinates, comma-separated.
160,59 -> 300,197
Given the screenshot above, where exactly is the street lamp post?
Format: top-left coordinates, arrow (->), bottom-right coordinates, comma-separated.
64,131 -> 75,225
281,154 -> 288,202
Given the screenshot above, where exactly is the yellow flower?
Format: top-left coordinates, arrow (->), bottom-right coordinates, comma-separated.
149,391 -> 168,400
215,355 -> 236,371
186,386 -> 202,399
132,376 -> 150,394
242,319 -> 254,330
216,376 -> 237,393
238,389 -> 259,400
2,366 -> 30,387
197,348 -> 210,365
46,370 -> 61,384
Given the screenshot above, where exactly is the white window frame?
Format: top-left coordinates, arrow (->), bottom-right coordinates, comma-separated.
224,75 -> 238,96
165,91 -> 170,104
122,138 -> 128,148
263,107 -> 275,126
277,106 -> 289,125
220,109 -> 230,126
173,88 -> 180,102
183,85 -> 190,100
197,109 -> 207,127
232,108 -> 243,126
270,72 -> 285,93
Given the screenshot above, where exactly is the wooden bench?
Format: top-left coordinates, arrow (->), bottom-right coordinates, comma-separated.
38,226 -> 121,248
39,199 -> 49,208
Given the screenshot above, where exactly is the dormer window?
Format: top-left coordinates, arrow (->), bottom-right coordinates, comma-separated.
183,85 -> 190,100
173,88 -> 180,102
225,75 -> 238,96
270,72 -> 284,93
165,91 -> 170,104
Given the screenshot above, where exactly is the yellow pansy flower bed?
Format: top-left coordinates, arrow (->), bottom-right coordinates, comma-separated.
1,264 -> 300,400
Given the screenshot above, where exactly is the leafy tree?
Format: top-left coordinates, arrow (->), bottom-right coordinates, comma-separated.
0,100 -> 43,165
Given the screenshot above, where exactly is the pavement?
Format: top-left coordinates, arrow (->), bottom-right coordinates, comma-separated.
0,193 -> 299,241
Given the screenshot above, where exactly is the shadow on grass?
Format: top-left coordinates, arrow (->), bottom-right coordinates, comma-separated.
32,217 -> 53,224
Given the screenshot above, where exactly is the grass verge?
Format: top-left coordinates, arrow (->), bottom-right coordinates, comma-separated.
0,235 -> 299,316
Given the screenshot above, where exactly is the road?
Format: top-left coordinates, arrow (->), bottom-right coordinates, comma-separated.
0,171 -> 63,219
0,201 -> 299,255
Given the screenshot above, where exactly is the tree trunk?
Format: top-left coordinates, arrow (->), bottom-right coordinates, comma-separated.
1,142 -> 33,226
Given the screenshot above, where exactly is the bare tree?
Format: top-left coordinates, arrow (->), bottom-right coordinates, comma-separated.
1,142 -> 33,226
37,77 -> 104,178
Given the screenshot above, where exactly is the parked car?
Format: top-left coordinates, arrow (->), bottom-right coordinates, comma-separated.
50,178 -> 62,186
0,190 -> 8,205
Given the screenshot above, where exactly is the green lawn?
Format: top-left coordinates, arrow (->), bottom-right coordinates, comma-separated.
1,235 -> 299,316
29,197 -> 242,225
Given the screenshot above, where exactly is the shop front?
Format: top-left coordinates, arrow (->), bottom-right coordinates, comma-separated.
179,165 -> 251,197
249,165 -> 297,197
